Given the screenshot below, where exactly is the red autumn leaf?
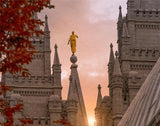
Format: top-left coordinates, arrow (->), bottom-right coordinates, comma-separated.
1,84 -> 12,94
19,118 -> 33,125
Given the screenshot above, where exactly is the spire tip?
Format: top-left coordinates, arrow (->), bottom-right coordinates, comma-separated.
54,44 -> 58,49
119,5 -> 122,10
45,15 -> 48,21
98,84 -> 101,91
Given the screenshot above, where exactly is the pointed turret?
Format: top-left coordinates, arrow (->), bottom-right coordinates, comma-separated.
96,84 -> 102,107
95,84 -> 103,126
110,51 -> 123,126
108,43 -> 114,64
53,44 -> 60,65
108,43 -> 115,84
44,15 -> 50,34
117,6 -> 123,56
67,55 -> 89,126
52,44 -> 62,98
117,6 -> 123,40
118,6 -> 122,22
117,6 -> 123,28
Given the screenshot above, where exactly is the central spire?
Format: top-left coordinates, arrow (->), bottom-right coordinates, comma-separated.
67,55 -> 89,126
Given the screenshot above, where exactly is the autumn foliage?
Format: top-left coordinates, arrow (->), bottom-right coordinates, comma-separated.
0,0 -> 54,125
0,0 -> 54,76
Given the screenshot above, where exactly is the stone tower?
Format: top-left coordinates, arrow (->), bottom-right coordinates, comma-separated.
1,15 -> 88,126
95,0 -> 160,125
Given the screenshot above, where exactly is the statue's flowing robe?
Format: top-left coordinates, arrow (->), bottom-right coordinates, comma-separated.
69,34 -> 78,54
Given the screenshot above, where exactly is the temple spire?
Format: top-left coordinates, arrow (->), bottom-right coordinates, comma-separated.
53,44 -> 60,65
118,6 -> 122,22
113,51 -> 122,76
96,84 -> 102,107
108,43 -> 114,64
117,6 -> 123,42
108,43 -> 115,84
67,55 -> 89,126
52,44 -> 62,98
44,15 -> 50,33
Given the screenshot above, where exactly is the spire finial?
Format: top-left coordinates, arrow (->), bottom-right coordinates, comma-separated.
70,55 -> 77,64
45,15 -> 48,21
119,5 -> 122,10
54,44 -> 58,49
108,43 -> 114,64
98,84 -> 101,91
110,43 -> 113,48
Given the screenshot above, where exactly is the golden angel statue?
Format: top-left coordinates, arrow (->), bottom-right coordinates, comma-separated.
68,31 -> 78,55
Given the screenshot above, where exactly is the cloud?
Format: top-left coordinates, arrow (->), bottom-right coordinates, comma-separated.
89,72 -> 99,77
61,70 -> 69,80
89,72 -> 105,77
89,0 -> 127,21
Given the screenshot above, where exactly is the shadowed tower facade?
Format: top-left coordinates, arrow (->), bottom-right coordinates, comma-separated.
1,15 -> 88,126
95,0 -> 160,126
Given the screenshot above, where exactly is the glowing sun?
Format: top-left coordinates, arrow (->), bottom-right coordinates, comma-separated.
88,117 -> 96,126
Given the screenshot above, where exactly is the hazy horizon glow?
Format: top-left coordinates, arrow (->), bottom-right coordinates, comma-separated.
39,0 -> 127,126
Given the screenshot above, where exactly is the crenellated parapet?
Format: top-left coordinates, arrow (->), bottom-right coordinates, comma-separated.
129,48 -> 160,61
12,75 -> 52,85
133,9 -> 160,20
12,89 -> 54,97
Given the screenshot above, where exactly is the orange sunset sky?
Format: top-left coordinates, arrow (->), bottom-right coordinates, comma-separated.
39,0 -> 127,126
